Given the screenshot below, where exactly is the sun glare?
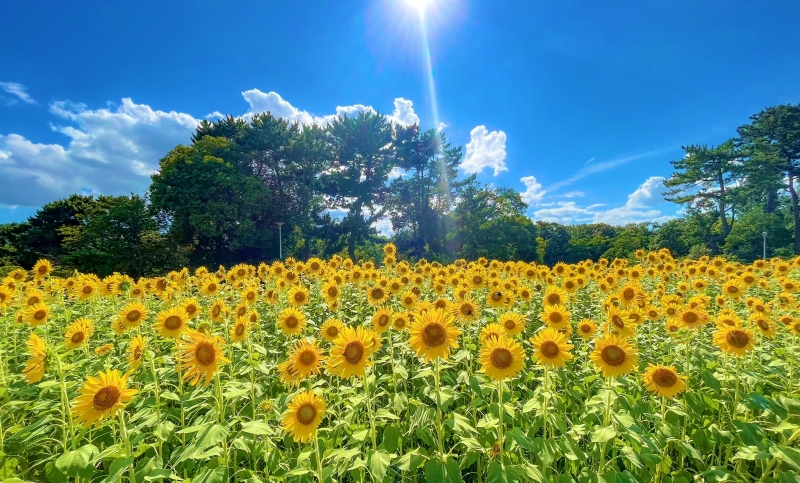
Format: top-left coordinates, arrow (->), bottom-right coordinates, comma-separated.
406,0 -> 432,13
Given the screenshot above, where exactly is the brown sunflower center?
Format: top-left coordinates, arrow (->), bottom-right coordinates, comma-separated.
212,305 -> 222,317
726,285 -> 739,294
757,319 -> 769,331
34,310 -> 47,320
540,341 -> 560,358
328,287 -> 338,297
300,351 -> 315,366
726,329 -> 750,348
719,318 -> 736,327
294,292 -> 306,303
285,316 -> 299,329
164,315 -> 182,331
93,386 -> 121,410
297,404 -> 317,425
490,348 -> 513,369
371,288 -> 385,300
195,342 -> 216,365
27,296 -> 40,305
546,294 -> 561,306
651,368 -> 678,387
235,323 -> 245,336
71,332 -> 85,343
82,286 -> 93,294
683,312 -> 698,325
601,345 -> 626,366
133,346 -> 143,360
548,312 -> 563,324
504,319 -> 517,330
208,283 -> 217,292
460,304 -> 473,316
378,314 -> 390,327
185,305 -> 197,315
491,292 -> 503,302
37,265 -> 48,274
326,326 -> 339,338
611,314 -> 625,329
394,318 -> 406,328
580,324 -> 592,333
622,288 -> 635,301
422,323 -> 446,347
344,341 -> 364,364
126,310 -> 141,322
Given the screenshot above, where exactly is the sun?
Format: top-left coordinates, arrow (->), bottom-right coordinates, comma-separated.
406,0 -> 432,13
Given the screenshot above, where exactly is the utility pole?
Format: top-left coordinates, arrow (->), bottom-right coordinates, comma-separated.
762,231 -> 767,259
276,222 -> 284,260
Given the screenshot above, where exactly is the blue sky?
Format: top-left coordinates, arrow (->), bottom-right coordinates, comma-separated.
2,0 -> 799,228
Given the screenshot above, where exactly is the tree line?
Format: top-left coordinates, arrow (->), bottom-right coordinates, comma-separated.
1,104 -> 798,277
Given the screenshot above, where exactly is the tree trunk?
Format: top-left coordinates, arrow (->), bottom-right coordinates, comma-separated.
788,172 -> 800,255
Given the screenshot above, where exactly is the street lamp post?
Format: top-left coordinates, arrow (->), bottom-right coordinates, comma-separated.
276,222 -> 284,260
762,231 -> 767,260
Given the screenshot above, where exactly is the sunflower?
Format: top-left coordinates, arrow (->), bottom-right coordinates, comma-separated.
75,279 -> 98,301
209,299 -> 229,322
23,333 -> 47,384
281,390 -> 327,443
577,319 -> 599,339
372,306 -> 394,334
278,359 -> 301,387
0,286 -> 13,308
289,340 -> 325,379
32,259 -> 53,280
71,369 -> 138,427
278,308 -> 307,336
321,318 -> 345,342
479,322 -> 505,343
116,301 -> 148,333
156,306 -> 190,338
288,285 -> 310,308
451,297 -> 480,323
322,280 -> 340,305
64,318 -> 94,350
327,326 -> 375,378
714,325 -> 756,357
367,285 -> 389,306
677,306 -> 709,330
486,290 -> 506,309
179,297 -> 201,320
607,306 -> 637,338
95,343 -> 114,356
540,305 -> 571,331
23,302 -> 50,327
177,331 -> 230,387
230,318 -> 250,343
498,312 -> 526,337
24,289 -> 45,306
392,312 -> 410,331
199,277 -> 220,297
479,335 -> 525,381
589,335 -> 639,378
400,291 -> 418,310
715,309 -> 742,328
408,308 -> 461,363
126,335 -> 146,371
618,282 -> 644,307
529,328 -> 574,368
749,314 -> 777,338
240,284 -> 259,306
642,365 -> 687,398
720,279 -> 745,300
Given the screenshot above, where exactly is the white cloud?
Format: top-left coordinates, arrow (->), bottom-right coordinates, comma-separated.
0,98 -> 200,207
532,176 -> 674,225
241,89 -> 422,128
436,122 -> 448,132
562,191 -> 585,198
460,125 -> 508,176
0,81 -> 37,105
373,217 -> 394,237
519,175 -> 546,205
387,98 -> 419,126
204,111 -> 224,119
388,167 -> 405,180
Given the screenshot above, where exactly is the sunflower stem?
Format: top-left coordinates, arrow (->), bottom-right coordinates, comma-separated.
147,350 -> 161,422
363,367 -> 378,450
434,357 -> 446,461
542,365 -> 549,440
314,435 -> 324,483
497,379 -> 504,467
117,410 -> 136,483
55,353 -> 76,450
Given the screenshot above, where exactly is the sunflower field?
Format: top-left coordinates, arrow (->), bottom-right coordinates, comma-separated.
1,247 -> 799,483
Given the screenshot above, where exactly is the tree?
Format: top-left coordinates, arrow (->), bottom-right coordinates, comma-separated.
62,195 -> 184,277
0,222 -> 29,266
737,105 -> 800,253
663,140 -> 742,254
149,136 -> 274,266
387,125 -> 466,258
322,112 -> 397,260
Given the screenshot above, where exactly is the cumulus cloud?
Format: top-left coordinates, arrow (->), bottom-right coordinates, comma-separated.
0,81 -> 37,105
241,90 -> 420,127
533,176 -> 674,225
460,125 -> 508,176
520,175 -> 546,205
387,98 -> 419,126
0,98 -> 200,207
